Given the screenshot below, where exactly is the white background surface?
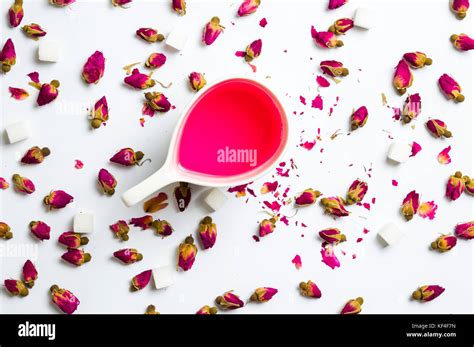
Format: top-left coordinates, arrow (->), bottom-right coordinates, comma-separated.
0,0 -> 473,314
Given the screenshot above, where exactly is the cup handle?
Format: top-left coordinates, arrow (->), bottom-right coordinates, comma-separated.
121,165 -> 176,207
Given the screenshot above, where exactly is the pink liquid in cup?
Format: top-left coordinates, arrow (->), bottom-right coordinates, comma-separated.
177,78 -> 287,177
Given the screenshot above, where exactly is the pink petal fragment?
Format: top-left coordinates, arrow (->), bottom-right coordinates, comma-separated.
410,141 -> 422,157
392,179 -> 398,187
321,244 -> 340,269
9,87 -> 29,100
316,75 -> 330,88
437,146 -> 451,165
259,18 -> 268,28
235,50 -> 246,57
292,255 -> 302,269
311,95 -> 323,110
74,160 -> 83,169
418,201 -> 438,220
299,96 -> 306,105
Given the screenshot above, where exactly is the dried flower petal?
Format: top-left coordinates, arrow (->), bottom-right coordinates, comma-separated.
250,287 -> 278,302
202,17 -> 224,46
328,0 -> 347,10
299,280 -> 322,298
174,182 -> 191,211
418,201 -> 438,220
311,27 -> 343,48
4,279 -> 28,296
350,106 -> 368,130
439,74 -> 464,102
196,305 -> 217,315
412,285 -> 445,302
22,260 -> 38,288
0,222 -> 13,239
110,220 -> 130,241
401,190 -> 420,221
178,235 -> 198,271
341,297 -> 364,314
110,148 -> 145,166
114,248 -> 143,264
82,51 -> 105,84
9,87 -> 29,100
1,38 -> 16,73
136,28 -> 164,43
295,188 -> 321,206
455,221 -> 474,239
431,235 -> 457,252
446,171 -> 465,200
437,146 -> 452,165
198,216 -> 217,249
426,119 -> 452,138
321,243 -> 340,269
12,174 -> 35,194
320,60 -> 348,78
238,0 -> 260,16
21,146 -> 50,164
215,291 -> 244,310
451,0 -> 470,19
328,18 -> 354,35
410,141 -> 422,157
402,93 -> 421,124
152,219 -> 174,237
145,53 -> 166,69
189,72 -> 206,92
172,0 -> 186,15
393,59 -> 413,95
50,285 -> 80,314
259,217 -> 277,237
450,33 -> 474,51
130,215 -> 153,230
58,231 -> 89,249
62,249 -> 91,266
0,178 -> 10,190
403,52 -> 432,69
9,0 -> 24,27
143,192 -> 168,213
43,190 -> 73,209
320,196 -> 349,217
319,228 -> 346,245
29,221 -> 51,241
292,255 -> 302,269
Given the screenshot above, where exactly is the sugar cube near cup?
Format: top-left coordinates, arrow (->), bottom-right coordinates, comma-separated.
203,188 -> 227,212
5,121 -> 31,144
353,8 -> 374,30
387,142 -> 411,163
378,223 -> 403,246
73,212 -> 94,233
38,40 -> 62,62
165,30 -> 188,51
152,266 -> 175,289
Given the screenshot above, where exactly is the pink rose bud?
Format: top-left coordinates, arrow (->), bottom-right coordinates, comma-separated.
145,53 -> 166,69
446,171 -> 466,201
215,291 -> 245,310
450,0 -> 470,19
320,196 -> 349,217
196,305 -> 218,315
130,215 -> 153,230
125,68 -> 155,89
178,235 -> 198,271
328,18 -> 354,35
131,269 -> 152,290
259,217 -> 277,237
50,285 -> 80,314
174,182 -> 191,211
62,249 -> 91,266
426,119 -> 452,138
465,177 -> 474,195
299,280 -> 322,298
341,297 -> 364,314
21,23 -> 47,40
412,285 -> 445,302
450,33 -> 474,51
144,91 -> 171,112
401,190 -> 420,221
12,174 -> 35,194
49,0 -> 75,6
238,0 -> 260,16
136,28 -> 164,43
38,80 -> 60,106
202,17 -> 224,46
319,228 -> 347,245
112,0 -> 133,7
431,235 -> 457,252
350,106 -> 369,130
244,39 -> 262,62
4,279 -> 29,296
22,260 -> 38,288
110,220 -> 130,241
21,146 -> 50,164
172,0 -> 186,15
114,248 -> 143,264
328,0 -> 347,10
29,221 -> 51,241
198,216 -> 217,249
439,73 -> 464,102
250,287 -> 278,302
189,72 -> 206,92
393,59 -> 413,95
8,87 -> 29,100
311,27 -> 343,48
110,148 -> 145,166
9,0 -> 24,27
98,168 -> 117,196
402,93 -> 422,124
1,38 -> 16,73
82,51 -> 105,84
295,188 -> 321,206
43,190 -> 73,209
403,51 -> 432,69
346,179 -> 368,204
0,178 -> 9,190
0,222 -> 13,239
455,221 -> 474,239
320,60 -> 349,77
58,231 -> 89,249
90,96 -> 109,129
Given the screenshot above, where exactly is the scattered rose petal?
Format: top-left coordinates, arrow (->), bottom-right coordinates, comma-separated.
410,141 -> 422,157
292,255 -> 302,269
437,146 -> 452,164
8,87 -> 29,100
418,201 -> 438,220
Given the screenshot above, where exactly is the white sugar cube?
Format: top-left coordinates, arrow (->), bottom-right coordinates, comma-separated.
73,212 -> 94,234
5,121 -> 31,144
387,142 -> 411,164
353,8 -> 374,30
152,266 -> 175,289
165,30 -> 187,51
203,188 -> 227,212
378,223 -> 403,246
38,40 -> 62,62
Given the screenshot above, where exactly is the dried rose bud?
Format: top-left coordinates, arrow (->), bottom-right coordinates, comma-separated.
311,27 -> 343,48
144,304 -> 159,314
295,188 -> 321,207
244,39 -> 262,62
144,91 -> 171,112
328,0 -> 347,10
1,38 -> 16,73
174,182 -> 191,211
172,0 -> 186,15
50,285 -> 80,314
346,179 -> 368,205
450,0 -> 470,19
9,0 -> 24,27
114,248 -> 143,264
22,23 -> 47,40
259,217 -> 277,237
110,220 -> 130,241
98,169 -> 117,195
439,74 -> 464,102
319,228 -> 346,245
412,285 -> 445,302
341,297 -> 364,314
403,52 -> 432,69
178,235 -> 198,271
0,222 -> 13,239
350,106 -> 368,130
320,60 -> 349,78
320,197 -> 349,217
112,0 -> 133,7
131,269 -> 152,290
8,87 -> 29,100
198,216 -> 217,249
58,231 -> 89,249
401,190 -> 420,221
124,68 -> 155,89
431,235 -> 457,252
215,291 -> 244,310
450,33 -> 474,51
426,119 -> 452,138
299,280 -> 322,298
145,53 -> 166,69
0,178 -> 9,190
238,0 -> 260,16
12,174 -> 35,194
250,287 -> 278,302
110,148 -> 145,166
151,219 -> 173,238
49,0 -> 75,7
446,171 -> 466,201
455,221 -> 474,239
22,260 -> 38,288
29,221 -> 51,241
143,192 -> 168,213
62,249 -> 91,266
189,72 -> 206,92
27,72 -> 60,106
20,146 -> 50,164
401,93 -> 422,124
43,190 -> 73,209
393,59 -> 413,95
130,215 -> 153,230
90,96 -> 109,129
328,18 -> 354,35
465,177 -> 474,195
202,17 -> 224,46
196,305 -> 218,315
82,51 -> 105,84
136,28 -> 164,43
4,279 -> 28,296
